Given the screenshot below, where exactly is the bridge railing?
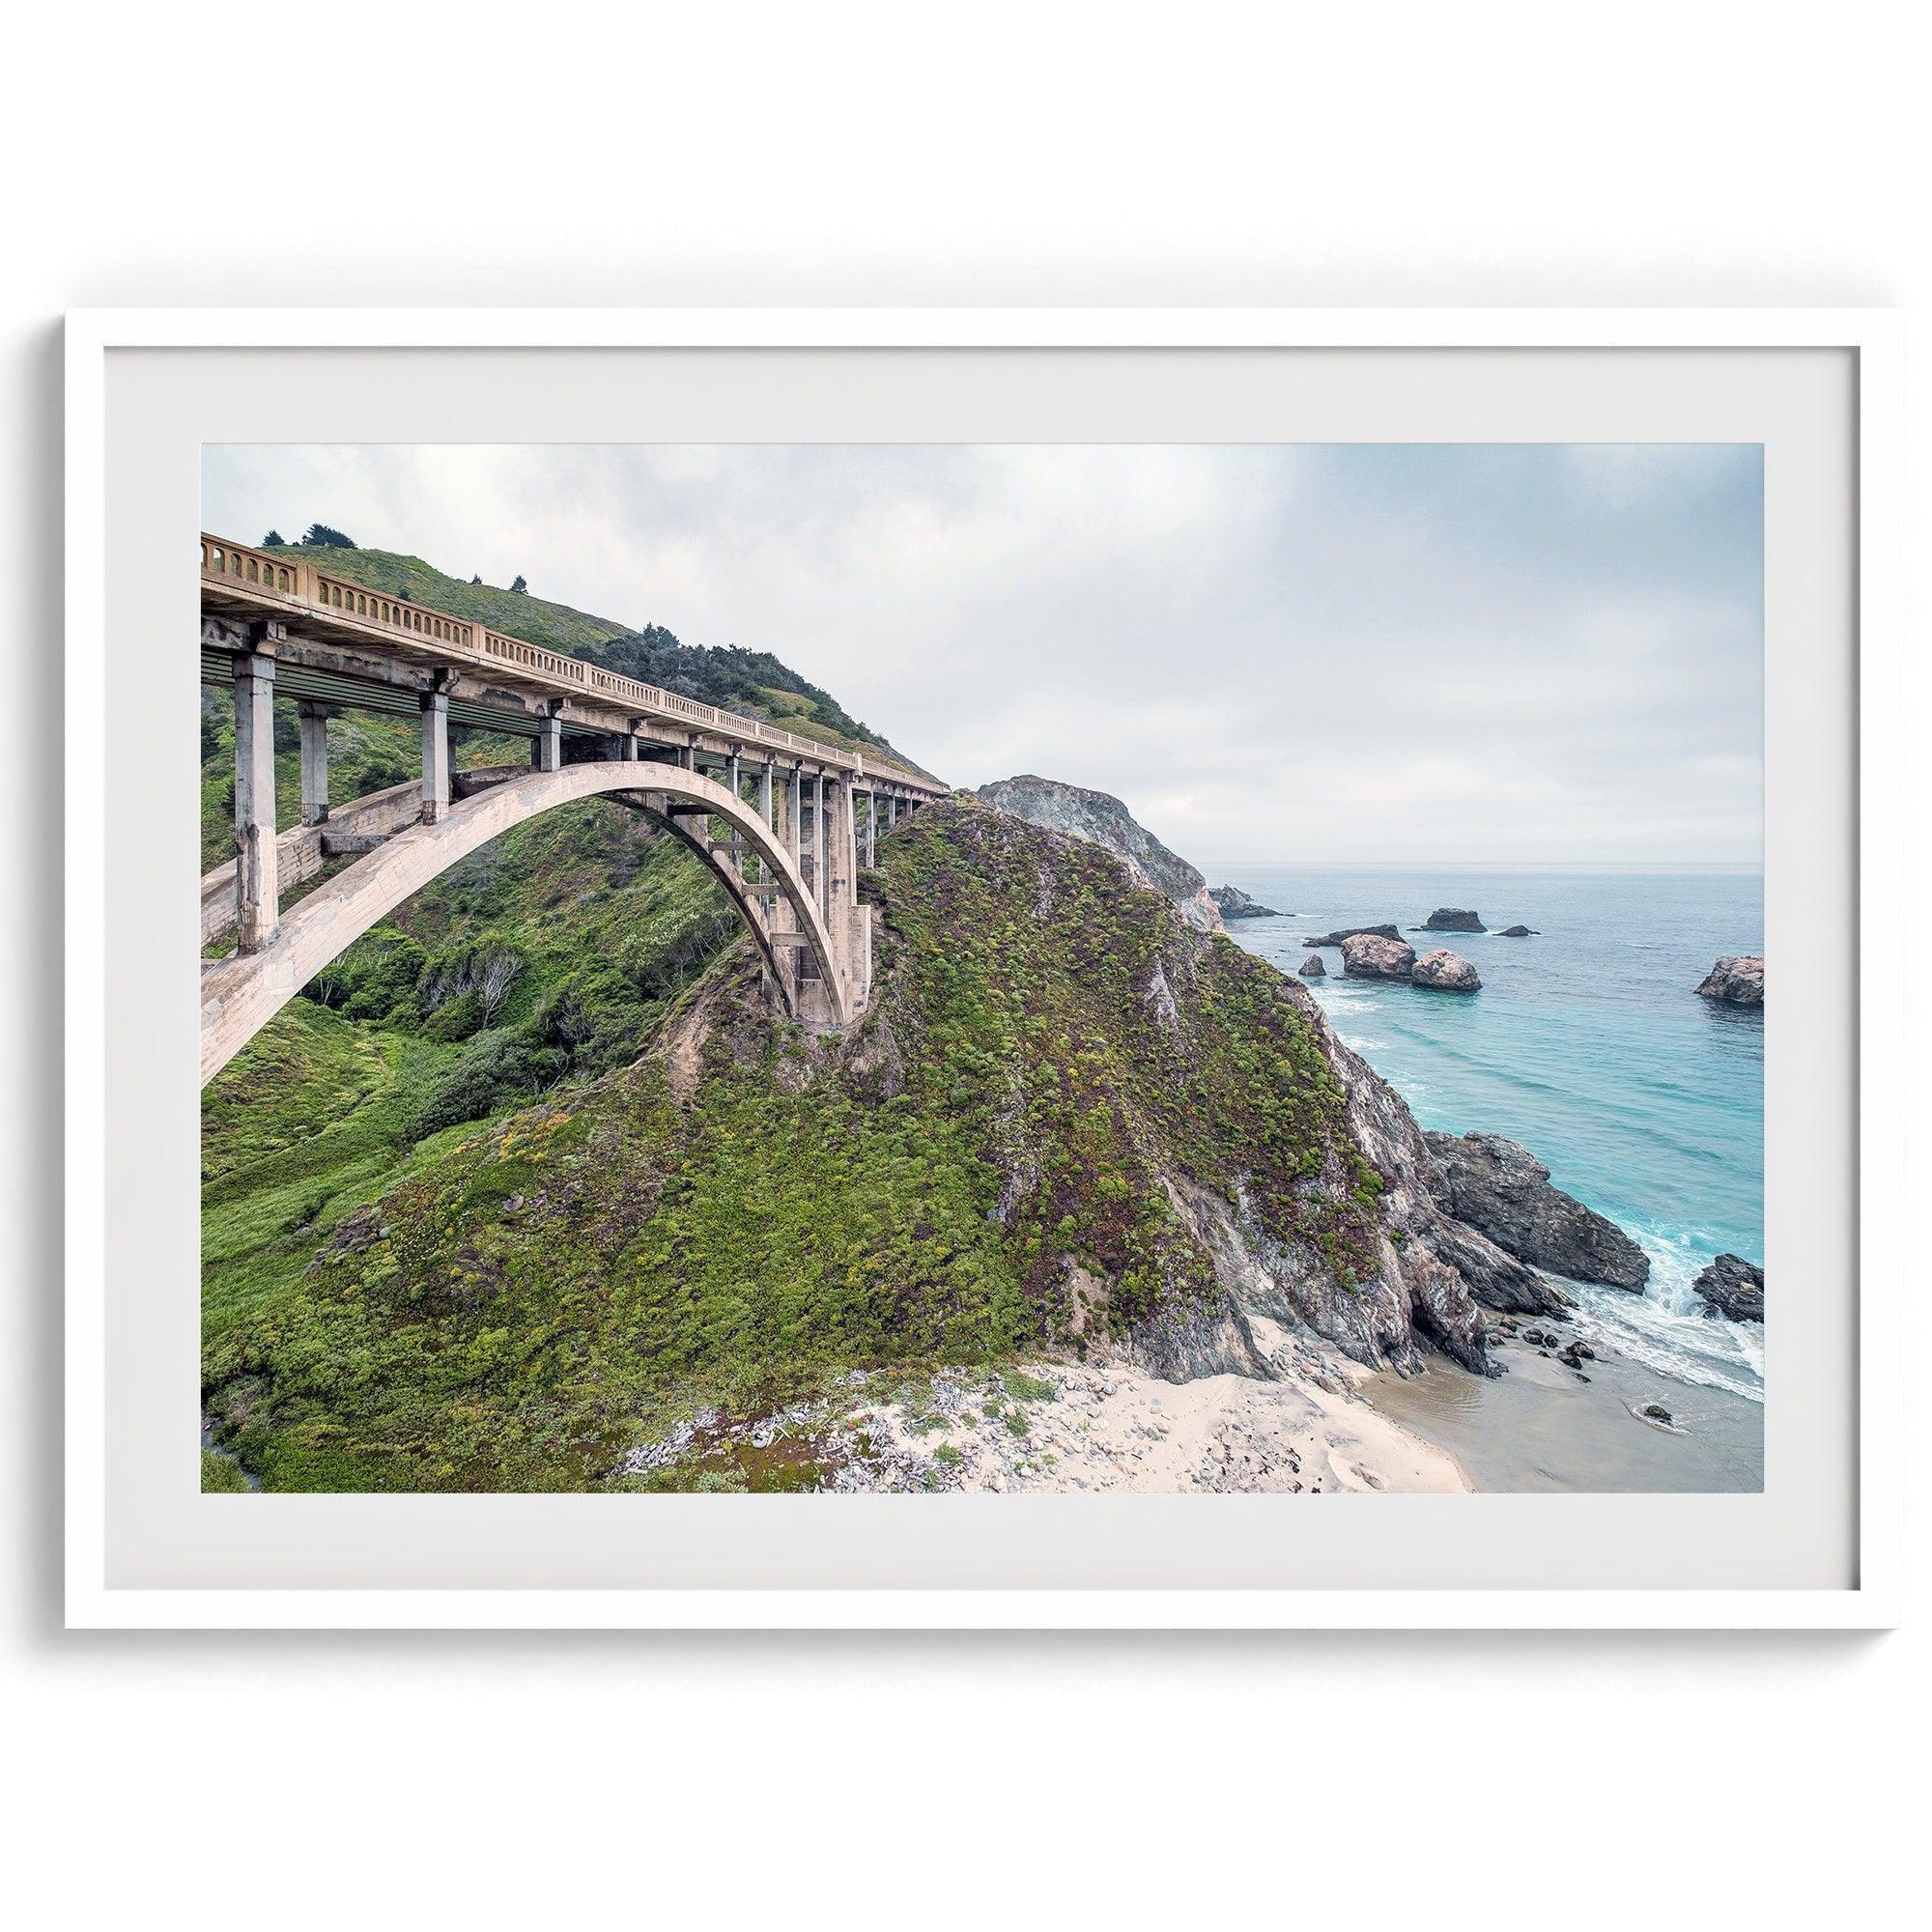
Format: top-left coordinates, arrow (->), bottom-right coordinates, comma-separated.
202,532 -> 939,792
200,536 -> 304,601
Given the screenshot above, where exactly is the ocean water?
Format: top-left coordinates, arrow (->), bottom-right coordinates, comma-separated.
1213,867 -> 1764,1403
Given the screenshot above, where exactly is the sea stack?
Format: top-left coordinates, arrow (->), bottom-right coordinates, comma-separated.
1693,1254 -> 1764,1322
1422,908 -> 1486,932
1411,948 -> 1481,991
1498,924 -> 1535,937
1340,933 -> 1416,980
1299,953 -> 1326,978
1211,884 -> 1281,920
1303,923 -> 1401,947
1695,955 -> 1764,1007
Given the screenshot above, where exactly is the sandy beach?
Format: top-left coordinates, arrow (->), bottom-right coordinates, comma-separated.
829,1344 -> 1470,1493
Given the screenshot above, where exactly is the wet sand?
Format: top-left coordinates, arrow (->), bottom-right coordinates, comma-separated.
1367,1333 -> 1763,1492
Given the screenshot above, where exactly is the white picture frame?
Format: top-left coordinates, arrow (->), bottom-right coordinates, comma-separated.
65,308 -> 1904,1630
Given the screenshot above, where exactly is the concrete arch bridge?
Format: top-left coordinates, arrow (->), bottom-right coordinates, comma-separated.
197,535 -> 946,1085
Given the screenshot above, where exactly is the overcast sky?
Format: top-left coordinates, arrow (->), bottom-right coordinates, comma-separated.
203,442 -> 1762,867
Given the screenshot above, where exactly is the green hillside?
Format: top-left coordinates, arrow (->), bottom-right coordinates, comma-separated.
261,542 -> 631,656
259,541 -> 929,772
204,798 -> 1382,1492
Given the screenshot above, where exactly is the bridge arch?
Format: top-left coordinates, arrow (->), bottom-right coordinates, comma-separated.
199,759 -> 851,1086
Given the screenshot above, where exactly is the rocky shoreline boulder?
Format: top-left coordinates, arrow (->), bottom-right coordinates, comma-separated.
1298,953 -> 1326,978
1424,1130 -> 1651,1292
1302,923 -> 1400,947
1695,955 -> 1764,1007
1693,1254 -> 1763,1322
1340,933 -> 1416,980
1422,907 -> 1485,932
1411,948 -> 1481,991
1210,884 -> 1280,920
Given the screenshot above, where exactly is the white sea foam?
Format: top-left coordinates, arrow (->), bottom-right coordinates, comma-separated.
1558,1245 -> 1764,1405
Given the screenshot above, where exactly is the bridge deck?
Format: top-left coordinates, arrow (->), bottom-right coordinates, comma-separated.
199,533 -> 945,794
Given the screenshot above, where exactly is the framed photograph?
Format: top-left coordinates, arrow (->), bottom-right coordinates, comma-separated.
65,309 -> 1902,1629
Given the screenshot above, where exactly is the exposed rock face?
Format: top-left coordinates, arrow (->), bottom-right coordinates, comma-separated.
1423,907 -> 1485,932
1316,1018 -> 1560,1332
1303,923 -> 1399,947
976,774 -> 1224,932
1416,1209 -> 1569,1317
1340,933 -> 1417,980
1298,953 -> 1326,978
1425,1132 -> 1650,1291
1695,955 -> 1764,1007
1693,1254 -> 1763,1322
1498,924 -> 1535,937
1411,948 -> 1481,992
1211,884 -> 1280,920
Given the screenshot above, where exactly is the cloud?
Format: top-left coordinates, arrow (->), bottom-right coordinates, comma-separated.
202,440 -> 1762,866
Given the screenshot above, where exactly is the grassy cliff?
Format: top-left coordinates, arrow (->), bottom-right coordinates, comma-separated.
203,798 -> 1391,1492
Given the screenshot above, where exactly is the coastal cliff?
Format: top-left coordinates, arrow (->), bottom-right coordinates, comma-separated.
975,774 -> 1226,932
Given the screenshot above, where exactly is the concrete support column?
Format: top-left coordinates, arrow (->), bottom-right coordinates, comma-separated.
533,709 -> 562,773
232,649 -> 279,954
865,791 -> 877,867
621,725 -> 640,761
298,699 -> 329,826
421,688 -> 450,823
835,777 -> 856,902
812,772 -> 827,912
759,759 -> 776,883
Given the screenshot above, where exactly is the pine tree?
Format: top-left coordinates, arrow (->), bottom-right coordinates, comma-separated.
261,528 -> 286,547
299,524 -> 356,550
510,574 -> 528,594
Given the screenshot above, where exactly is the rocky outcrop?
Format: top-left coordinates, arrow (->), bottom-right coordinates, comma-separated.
1693,1254 -> 1763,1322
1303,923 -> 1399,947
1695,955 -> 1763,1007
1411,948 -> 1481,991
1211,884 -> 1280,920
1422,908 -> 1485,932
1498,924 -> 1535,937
1424,1131 -> 1650,1291
1340,933 -> 1416,980
1314,1015 -> 1561,1332
1418,1210 -> 1569,1317
1298,953 -> 1326,978
976,774 -> 1224,932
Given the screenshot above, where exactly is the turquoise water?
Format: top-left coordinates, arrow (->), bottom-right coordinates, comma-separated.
1214,867 -> 1764,1401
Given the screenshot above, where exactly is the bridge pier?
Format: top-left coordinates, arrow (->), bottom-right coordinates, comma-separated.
758,758 -> 775,885
811,773 -> 827,912
826,773 -> 852,908
298,700 -> 330,826
232,648 -> 279,953
531,706 -> 562,773
865,790 -> 877,867
420,688 -> 451,824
